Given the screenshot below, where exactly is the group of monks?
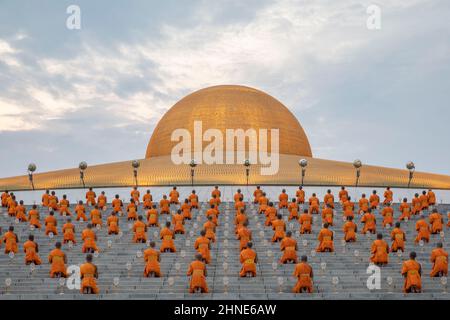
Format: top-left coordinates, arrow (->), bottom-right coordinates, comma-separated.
0,185 -> 448,294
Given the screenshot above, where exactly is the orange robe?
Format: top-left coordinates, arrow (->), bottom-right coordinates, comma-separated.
293,262 -> 313,293
62,222 -> 76,243
430,248 -> 448,277
23,240 -> 42,265
383,190 -> 393,204
133,220 -> 147,242
390,228 -> 405,252
48,248 -> 67,277
143,193 -> 153,209
308,197 -> 320,214
45,215 -> 58,235
112,198 -> 123,214
296,189 -> 305,204
159,199 -> 170,214
189,194 -> 199,208
195,236 -> 211,264
316,229 -> 334,252
28,209 -> 41,228
82,229 -> 98,253
381,207 -> 394,227
86,191 -> 96,206
258,196 -> 269,214
429,212 -> 443,234
147,208 -> 159,226
237,226 -> 252,251
206,208 -> 218,225
181,203 -> 192,220
59,199 -> 71,216
399,202 -> 412,220
75,204 -> 87,221
48,195 -> 58,210
264,207 -> 277,226
339,190 -> 349,203
288,202 -> 299,220
415,219 -> 430,243
3,231 -> 18,253
1,192 -> 9,207
127,203 -> 137,220
160,227 -> 176,252
361,212 -> 376,234
169,190 -> 179,204
271,219 -> 285,242
321,207 -> 334,226
401,260 -> 421,292
370,239 -> 389,264
203,220 -> 216,243
239,248 -> 257,277
144,248 -> 161,277
187,260 -> 208,293
253,189 -> 263,203
343,200 -> 355,218
343,221 -> 357,242
427,191 -> 436,206
80,262 -> 99,294
280,237 -> 297,263
299,213 -> 312,234
131,190 -> 140,204
358,198 -> 369,214
411,197 -> 421,215
323,194 -> 334,209
369,194 -> 380,209
419,194 -> 429,210
97,195 -> 107,209
90,209 -> 102,226
41,193 -> 49,207
107,215 -> 120,234
15,205 -> 28,221
172,214 -> 185,234
279,193 -> 289,208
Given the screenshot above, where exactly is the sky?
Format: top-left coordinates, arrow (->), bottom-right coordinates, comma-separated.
0,0 -> 449,178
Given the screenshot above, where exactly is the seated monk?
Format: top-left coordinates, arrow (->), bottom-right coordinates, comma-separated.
271,214 -> 286,242
323,190 -> 335,209
48,191 -> 59,211
147,205 -> 159,227
419,191 -> 429,212
62,218 -> 76,244
48,242 -> 67,278
211,186 -> 221,203
86,188 -> 96,206
45,211 -> 58,236
342,197 -> 355,218
181,199 -> 192,220
429,209 -> 443,234
15,200 -> 28,222
361,209 -> 376,234
411,194 -> 421,215
399,198 -> 412,221
7,196 -> 17,217
381,203 -> 394,227
299,209 -> 312,234
258,192 -> 269,214
90,205 -> 102,227
288,198 -> 299,220
112,195 -> 123,215
296,186 -> 305,204
209,195 -> 220,211
143,241 -> 161,277
206,204 -> 219,226
293,255 -> 314,293
28,205 -> 41,229
23,235 -> 42,265
264,202 -> 277,226
339,186 -> 348,204
279,189 -> 289,209
239,242 -> 258,277
369,190 -> 380,209
58,195 -> 71,216
235,197 -> 246,215
41,190 -> 50,207
253,186 -> 263,204
3,226 -> 19,254
343,216 -> 357,242
97,192 -> 107,210
189,190 -> 199,209
1,190 -> 10,208
308,193 -> 320,214
203,215 -> 217,243
427,189 -> 436,207
127,199 -> 138,221
402,251 -> 422,293
358,194 -> 369,214
131,187 -> 140,205
172,210 -> 185,234
160,222 -> 176,252
159,195 -> 170,215
169,186 -> 179,204
316,223 -> 334,252
75,201 -> 87,221
383,187 -> 393,205
195,230 -> 211,264
236,220 -> 251,251
234,189 -> 243,203
80,254 -> 99,294
430,242 -> 448,277
280,231 -> 298,264
82,224 -> 98,253
133,215 -> 148,243
321,204 -> 334,226
187,254 -> 208,293
107,212 -> 120,235
415,215 -> 430,243
143,190 -> 153,209
234,208 -> 247,234
391,222 -> 406,252
370,233 -> 389,266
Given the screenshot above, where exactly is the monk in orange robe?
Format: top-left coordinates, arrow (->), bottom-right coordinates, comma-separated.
429,209 -> 443,234
308,193 -> 320,214
209,195 -> 220,211
41,190 -> 50,207
90,205 -> 102,226
80,254 -> 99,294
258,192 -> 269,214
343,216 -> 357,242
236,220 -> 251,251
381,203 -> 394,227
127,199 -> 138,221
131,187 -> 140,205
181,199 -> 192,220
279,189 -> 289,209
28,205 -> 41,229
172,210 -> 185,234
82,224 -> 98,253
391,222 -> 406,252
253,186 -> 263,204
235,208 -> 247,234
343,197 -> 355,218
280,231 -> 298,264
160,222 -> 176,252
361,209 -> 376,234
316,223 -> 334,252
323,190 -> 335,209
383,187 -> 393,205
187,254 -> 208,293
1,190 -> 9,207
86,188 -> 96,206
159,195 -> 170,215
271,214 -> 286,242
321,204 -> 334,226
58,195 -> 71,216
430,242 -> 448,277
234,198 -> 246,215
45,211 -> 58,235
358,194 -> 369,214
97,191 -> 107,210
240,242 -> 258,277
147,205 -> 159,227
211,186 -> 221,203
195,230 -> 211,264
296,186 -> 305,204
206,204 -> 219,226
144,241 -> 161,277
107,211 -> 120,235
133,215 -> 148,243
370,233 -> 389,266
169,186 -> 179,204
411,194 -> 421,215
143,190 -> 153,209
75,201 -> 87,221
23,235 -> 41,265
48,242 -> 67,278
415,216 -> 430,243
369,190 -> 380,209
419,191 -> 429,211
293,256 -> 314,293
7,196 -> 17,217
62,218 -> 76,244
234,189 -> 243,203
288,198 -> 299,220
189,190 -> 199,209
3,226 -> 19,254
15,200 -> 28,222
427,189 -> 436,206
112,195 -> 123,215
399,198 -> 412,221
339,186 -> 348,204
265,203 -> 277,226
299,209 -> 312,234
203,215 -> 217,243
402,252 -> 422,293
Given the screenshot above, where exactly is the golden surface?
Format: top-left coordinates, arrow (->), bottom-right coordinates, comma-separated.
1,155 -> 449,191
145,85 -> 313,158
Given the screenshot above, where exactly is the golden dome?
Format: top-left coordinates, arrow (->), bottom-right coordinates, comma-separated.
145,85 -> 312,158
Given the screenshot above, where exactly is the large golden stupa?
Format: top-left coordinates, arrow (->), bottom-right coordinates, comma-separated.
1,85 -> 449,190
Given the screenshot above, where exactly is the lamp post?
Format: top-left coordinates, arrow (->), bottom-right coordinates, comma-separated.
244,159 -> 250,186
27,163 -> 36,190
406,161 -> 415,188
79,161 -> 87,188
353,159 -> 362,188
299,159 -> 308,186
189,159 -> 197,187
132,160 -> 140,187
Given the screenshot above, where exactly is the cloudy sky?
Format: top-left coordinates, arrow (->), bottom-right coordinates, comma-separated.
0,0 -> 449,178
